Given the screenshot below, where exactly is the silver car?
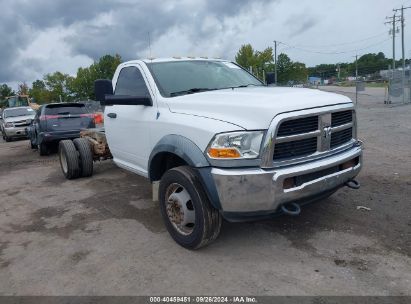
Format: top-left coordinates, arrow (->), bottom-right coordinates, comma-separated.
1,107 -> 36,142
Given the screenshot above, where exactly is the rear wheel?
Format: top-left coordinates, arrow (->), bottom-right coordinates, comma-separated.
5,136 -> 11,142
159,166 -> 222,249
38,142 -> 49,156
59,140 -> 80,179
73,138 -> 93,177
30,137 -> 37,149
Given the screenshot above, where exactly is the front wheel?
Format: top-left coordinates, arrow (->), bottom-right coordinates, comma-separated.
159,166 -> 222,249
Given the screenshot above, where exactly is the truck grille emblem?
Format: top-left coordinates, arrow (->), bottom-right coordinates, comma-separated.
323,126 -> 332,139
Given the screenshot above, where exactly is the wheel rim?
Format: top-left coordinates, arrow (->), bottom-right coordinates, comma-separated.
165,183 -> 196,235
60,149 -> 68,174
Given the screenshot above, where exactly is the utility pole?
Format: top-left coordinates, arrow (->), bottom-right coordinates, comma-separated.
337,63 -> 341,82
355,54 -> 358,79
393,5 -> 411,103
273,40 -> 278,85
385,14 -> 400,70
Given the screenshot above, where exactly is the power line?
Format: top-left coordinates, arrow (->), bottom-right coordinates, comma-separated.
286,32 -> 389,49
278,38 -> 391,55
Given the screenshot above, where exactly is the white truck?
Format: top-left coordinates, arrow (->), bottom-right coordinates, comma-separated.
58,57 -> 362,249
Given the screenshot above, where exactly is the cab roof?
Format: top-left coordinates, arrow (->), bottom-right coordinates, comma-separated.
123,57 -> 227,65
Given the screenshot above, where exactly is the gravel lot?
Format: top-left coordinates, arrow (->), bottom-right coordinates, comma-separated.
0,87 -> 410,296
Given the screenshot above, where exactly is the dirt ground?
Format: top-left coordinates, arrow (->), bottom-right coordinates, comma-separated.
0,87 -> 410,296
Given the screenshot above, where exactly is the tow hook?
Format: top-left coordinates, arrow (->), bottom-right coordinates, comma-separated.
281,202 -> 301,216
345,179 -> 360,189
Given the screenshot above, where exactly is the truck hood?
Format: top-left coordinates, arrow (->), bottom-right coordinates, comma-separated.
166,87 -> 352,129
5,115 -> 35,123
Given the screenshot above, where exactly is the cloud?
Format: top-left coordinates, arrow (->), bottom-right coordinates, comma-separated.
0,0 -> 404,86
285,13 -> 318,37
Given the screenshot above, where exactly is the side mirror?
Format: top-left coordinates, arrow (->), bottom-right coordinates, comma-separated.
266,72 -> 275,85
94,79 -> 113,104
94,79 -> 152,106
104,95 -> 152,106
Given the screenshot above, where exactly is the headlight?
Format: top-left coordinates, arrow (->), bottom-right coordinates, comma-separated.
5,122 -> 13,128
207,131 -> 264,159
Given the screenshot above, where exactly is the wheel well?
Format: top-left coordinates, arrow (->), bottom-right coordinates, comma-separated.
149,152 -> 189,182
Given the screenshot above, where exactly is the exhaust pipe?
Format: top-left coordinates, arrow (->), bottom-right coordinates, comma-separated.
345,179 -> 360,189
281,202 -> 301,216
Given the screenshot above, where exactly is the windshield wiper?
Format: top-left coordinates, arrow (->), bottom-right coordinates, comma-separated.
169,88 -> 217,97
233,84 -> 261,88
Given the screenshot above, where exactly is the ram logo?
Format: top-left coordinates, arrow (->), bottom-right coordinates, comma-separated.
323,126 -> 332,139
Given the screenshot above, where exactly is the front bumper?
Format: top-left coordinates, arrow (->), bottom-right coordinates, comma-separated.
4,127 -> 28,138
211,144 -> 362,215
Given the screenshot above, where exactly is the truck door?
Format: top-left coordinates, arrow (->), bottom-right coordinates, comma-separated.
104,64 -> 156,176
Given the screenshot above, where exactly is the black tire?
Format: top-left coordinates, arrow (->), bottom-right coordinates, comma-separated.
59,140 -> 80,180
73,138 -> 93,177
38,142 -> 49,156
30,139 -> 37,149
159,166 -> 222,249
5,136 -> 11,142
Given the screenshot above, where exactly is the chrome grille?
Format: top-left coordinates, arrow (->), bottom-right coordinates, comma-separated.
277,116 -> 318,136
272,109 -> 354,162
331,110 -> 352,127
331,128 -> 352,148
273,137 -> 317,160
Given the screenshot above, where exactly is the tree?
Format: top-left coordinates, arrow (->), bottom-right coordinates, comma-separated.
69,54 -> 122,100
0,84 -> 15,99
235,44 -> 256,70
29,80 -> 51,104
18,82 -> 29,95
276,53 -> 307,84
44,72 -> 74,102
235,44 -> 274,80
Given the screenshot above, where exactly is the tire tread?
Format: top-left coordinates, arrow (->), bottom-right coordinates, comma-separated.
73,138 -> 93,177
159,166 -> 221,249
59,140 -> 80,179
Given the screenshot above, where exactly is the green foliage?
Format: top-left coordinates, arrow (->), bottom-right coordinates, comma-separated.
235,44 -> 307,83
44,71 -> 74,102
0,83 -> 15,99
69,54 -> 122,100
29,80 -> 50,104
235,44 -> 256,69
26,54 -> 122,104
235,44 -> 274,80
308,52 -> 411,80
276,53 -> 308,84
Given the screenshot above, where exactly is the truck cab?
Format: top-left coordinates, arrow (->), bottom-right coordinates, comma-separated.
94,57 -> 363,249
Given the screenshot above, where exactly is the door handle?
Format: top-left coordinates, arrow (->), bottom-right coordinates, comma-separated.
107,113 -> 117,119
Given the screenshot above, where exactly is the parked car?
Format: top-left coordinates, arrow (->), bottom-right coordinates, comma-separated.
59,57 -> 363,249
27,102 -> 95,155
1,106 -> 36,142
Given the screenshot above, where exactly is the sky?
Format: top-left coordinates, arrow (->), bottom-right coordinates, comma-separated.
1,0 -> 410,88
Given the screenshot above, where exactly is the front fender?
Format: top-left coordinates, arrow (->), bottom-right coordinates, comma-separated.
148,135 -> 222,210
148,135 -> 209,178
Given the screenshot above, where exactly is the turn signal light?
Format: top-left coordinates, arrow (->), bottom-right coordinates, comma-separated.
93,112 -> 104,125
208,148 -> 241,158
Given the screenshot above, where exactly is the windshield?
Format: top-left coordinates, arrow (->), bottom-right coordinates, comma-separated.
4,107 -> 34,118
147,60 -> 263,97
7,96 -> 30,107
